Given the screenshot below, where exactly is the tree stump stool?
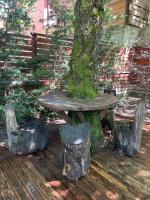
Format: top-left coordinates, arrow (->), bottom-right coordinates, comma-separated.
4,104 -> 48,155
113,101 -> 145,156
59,123 -> 91,181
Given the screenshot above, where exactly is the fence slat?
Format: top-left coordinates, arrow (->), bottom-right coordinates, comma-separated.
0,33 -> 149,97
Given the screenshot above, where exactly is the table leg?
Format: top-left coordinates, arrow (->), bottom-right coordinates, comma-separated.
56,111 -> 72,123
100,109 -> 107,120
76,112 -> 85,122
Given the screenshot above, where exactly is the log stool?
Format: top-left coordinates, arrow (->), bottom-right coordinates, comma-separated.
113,101 -> 145,156
4,104 -> 48,155
59,123 -> 91,181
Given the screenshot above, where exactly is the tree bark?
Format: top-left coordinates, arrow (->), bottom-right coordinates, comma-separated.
114,101 -> 145,156
67,0 -> 104,98
66,0 -> 104,152
59,123 -> 91,181
4,104 -> 48,155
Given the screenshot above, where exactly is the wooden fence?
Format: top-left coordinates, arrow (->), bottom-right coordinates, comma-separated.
0,32 -> 150,97
0,33 -> 72,72
127,0 -> 150,28
107,0 -> 149,28
107,0 -> 126,26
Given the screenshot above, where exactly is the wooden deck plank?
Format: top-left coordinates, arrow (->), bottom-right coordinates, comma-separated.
0,127 -> 150,200
43,142 -> 110,200
1,148 -> 62,200
27,153 -> 76,200
92,152 -> 150,198
30,150 -> 91,200
44,152 -> 109,200
0,167 -> 18,200
23,160 -> 63,200
10,154 -> 56,200
5,154 -> 46,200
45,144 -> 110,200
90,163 -> 136,200
134,133 -> 150,164
22,156 -> 64,200
0,149 -> 33,200
46,143 -> 136,200
133,155 -> 150,169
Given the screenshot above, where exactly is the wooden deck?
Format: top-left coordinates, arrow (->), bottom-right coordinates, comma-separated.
0,123 -> 150,200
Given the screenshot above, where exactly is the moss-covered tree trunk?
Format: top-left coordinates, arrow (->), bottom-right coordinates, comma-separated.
67,0 -> 105,152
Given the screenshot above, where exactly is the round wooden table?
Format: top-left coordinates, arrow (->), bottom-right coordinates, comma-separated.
39,91 -> 118,153
38,91 -> 118,122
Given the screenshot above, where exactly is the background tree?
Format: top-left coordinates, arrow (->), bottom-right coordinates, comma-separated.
47,0 -> 75,38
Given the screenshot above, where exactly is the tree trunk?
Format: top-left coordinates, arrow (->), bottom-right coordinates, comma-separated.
4,104 -> 48,155
114,101 -> 145,156
66,0 -> 104,152
67,0 -> 104,98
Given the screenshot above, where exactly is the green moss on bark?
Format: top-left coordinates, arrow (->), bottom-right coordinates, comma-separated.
66,0 -> 105,151
67,45 -> 97,98
67,0 -> 104,99
85,111 -> 104,152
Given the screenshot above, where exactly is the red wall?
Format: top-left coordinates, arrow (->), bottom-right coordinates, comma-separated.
28,0 -> 74,34
28,0 -> 47,33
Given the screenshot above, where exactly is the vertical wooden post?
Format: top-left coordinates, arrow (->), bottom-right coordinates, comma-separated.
31,32 -> 37,57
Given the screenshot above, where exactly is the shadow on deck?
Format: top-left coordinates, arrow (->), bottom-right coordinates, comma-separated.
0,123 -> 150,200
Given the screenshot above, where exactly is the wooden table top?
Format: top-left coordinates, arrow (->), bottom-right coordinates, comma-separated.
38,91 -> 118,111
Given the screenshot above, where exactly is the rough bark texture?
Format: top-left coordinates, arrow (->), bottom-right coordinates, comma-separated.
59,123 -> 91,181
114,101 -> 145,156
67,0 -> 103,98
4,104 -> 48,155
66,0 -> 104,152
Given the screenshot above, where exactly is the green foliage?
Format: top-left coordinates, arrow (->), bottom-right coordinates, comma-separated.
44,0 -> 75,85
0,105 -> 4,124
27,53 -> 49,70
0,0 -> 56,124
48,0 -> 75,37
0,52 -> 55,124
33,67 -> 55,79
0,0 -> 36,32
5,87 -> 49,124
1,87 -> 50,125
